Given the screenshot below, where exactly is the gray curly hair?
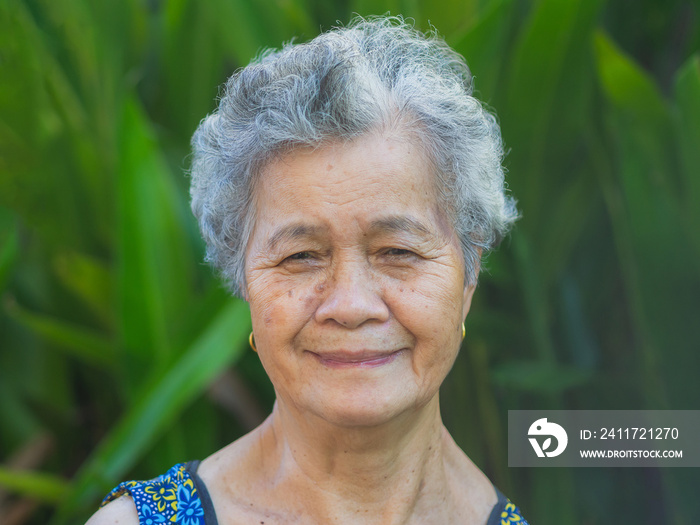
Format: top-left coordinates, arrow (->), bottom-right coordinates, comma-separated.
190,16 -> 518,297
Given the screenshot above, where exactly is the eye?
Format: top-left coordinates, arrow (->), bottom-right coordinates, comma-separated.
277,250 -> 324,271
383,248 -> 416,257
286,251 -> 313,261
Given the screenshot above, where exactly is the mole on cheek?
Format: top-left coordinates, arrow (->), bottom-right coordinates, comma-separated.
315,283 -> 326,294
288,289 -> 294,298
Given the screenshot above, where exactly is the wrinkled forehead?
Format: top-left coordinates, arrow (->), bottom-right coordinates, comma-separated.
252,123 -> 449,210
247,130 -> 460,249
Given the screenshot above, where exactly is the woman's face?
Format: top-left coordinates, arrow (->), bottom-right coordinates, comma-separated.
245,132 -> 476,427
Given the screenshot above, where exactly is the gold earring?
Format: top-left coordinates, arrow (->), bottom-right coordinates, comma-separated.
249,332 -> 257,352
462,322 -> 466,340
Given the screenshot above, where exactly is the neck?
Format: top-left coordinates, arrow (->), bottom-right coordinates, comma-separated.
257,394 -> 457,524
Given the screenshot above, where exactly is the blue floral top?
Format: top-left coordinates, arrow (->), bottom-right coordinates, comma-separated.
102,462 -> 212,525
102,461 -> 529,524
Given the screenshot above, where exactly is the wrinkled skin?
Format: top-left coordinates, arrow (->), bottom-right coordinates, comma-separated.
245,131 -> 475,429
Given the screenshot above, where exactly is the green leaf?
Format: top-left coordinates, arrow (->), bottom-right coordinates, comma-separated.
207,0 -> 273,64
0,466 -> 69,504
495,0 -> 604,380
539,170 -> 597,284
0,210 -> 18,292
451,0 -> 516,100
592,30 -> 699,412
673,54 -> 700,264
503,0 -> 603,227
594,31 -> 668,123
419,0 -> 480,41
511,230 -> 555,363
52,252 -> 112,328
116,97 -> 197,374
161,0 -> 229,135
54,298 -> 250,521
349,0 -> 406,19
0,1 -> 95,250
273,0 -> 316,37
4,299 -> 114,368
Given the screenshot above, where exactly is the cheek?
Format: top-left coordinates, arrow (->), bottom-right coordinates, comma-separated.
389,274 -> 464,358
248,279 -> 322,338
248,283 -> 284,330
394,271 -> 464,320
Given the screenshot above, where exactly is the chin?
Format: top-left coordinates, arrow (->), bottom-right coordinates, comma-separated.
306,385 -> 422,429
322,408 -> 400,428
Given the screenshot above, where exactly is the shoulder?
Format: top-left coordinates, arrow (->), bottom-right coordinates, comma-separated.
85,494 -> 139,525
487,491 -> 531,525
87,463 -> 203,525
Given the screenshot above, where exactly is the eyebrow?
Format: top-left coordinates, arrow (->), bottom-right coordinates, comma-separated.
266,223 -> 326,251
264,215 -> 434,252
368,215 -> 433,237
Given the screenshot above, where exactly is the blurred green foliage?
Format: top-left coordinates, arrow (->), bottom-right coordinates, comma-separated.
0,0 -> 698,523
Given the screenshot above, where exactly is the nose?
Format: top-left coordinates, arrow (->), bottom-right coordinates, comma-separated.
314,258 -> 390,329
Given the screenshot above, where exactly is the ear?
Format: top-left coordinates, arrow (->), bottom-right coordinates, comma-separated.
240,275 -> 250,302
462,250 -> 481,321
462,283 -> 477,321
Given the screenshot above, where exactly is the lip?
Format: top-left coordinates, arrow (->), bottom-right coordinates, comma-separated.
309,349 -> 405,369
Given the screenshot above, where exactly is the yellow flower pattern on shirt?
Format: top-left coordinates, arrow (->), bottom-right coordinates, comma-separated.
501,500 -> 527,524
101,463 -> 205,525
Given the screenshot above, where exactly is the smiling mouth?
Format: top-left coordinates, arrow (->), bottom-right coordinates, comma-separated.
310,349 -> 405,369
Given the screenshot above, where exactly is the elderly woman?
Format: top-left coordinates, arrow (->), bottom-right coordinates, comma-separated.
88,16 -> 526,525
